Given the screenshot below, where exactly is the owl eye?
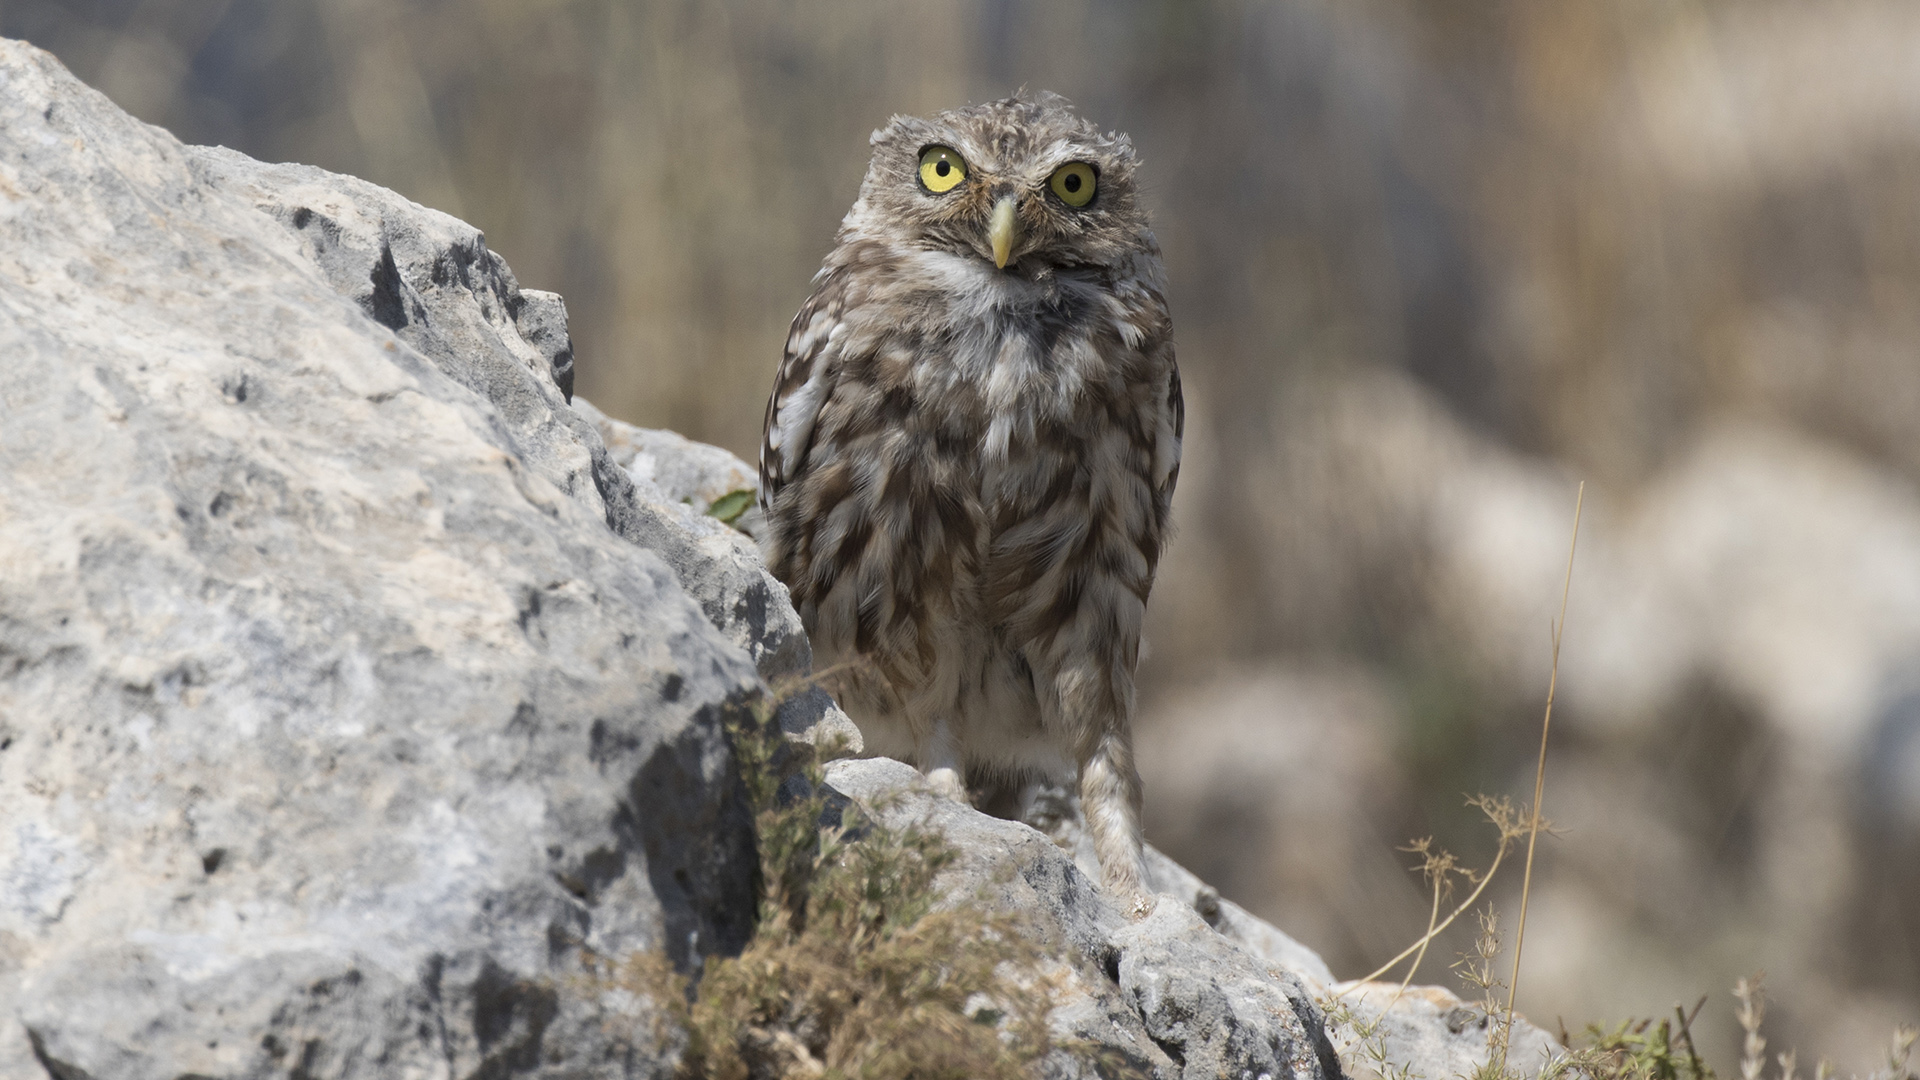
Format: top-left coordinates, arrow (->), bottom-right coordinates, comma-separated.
1049,162 -> 1097,207
918,146 -> 967,194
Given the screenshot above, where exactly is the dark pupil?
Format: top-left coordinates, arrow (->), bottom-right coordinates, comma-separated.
935,160 -> 950,177
1064,173 -> 1082,193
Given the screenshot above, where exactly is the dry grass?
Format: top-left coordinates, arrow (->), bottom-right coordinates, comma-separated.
1500,481 -> 1585,1072
586,704 -> 1064,1080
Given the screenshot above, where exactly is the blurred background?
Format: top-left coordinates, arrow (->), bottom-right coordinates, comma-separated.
9,0 -> 1920,1067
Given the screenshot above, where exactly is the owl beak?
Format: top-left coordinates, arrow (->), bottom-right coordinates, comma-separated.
989,195 -> 1018,269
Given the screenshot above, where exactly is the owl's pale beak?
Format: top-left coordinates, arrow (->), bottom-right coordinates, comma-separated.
989,196 -> 1017,269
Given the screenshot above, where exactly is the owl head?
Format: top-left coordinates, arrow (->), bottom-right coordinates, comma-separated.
844,93 -> 1150,275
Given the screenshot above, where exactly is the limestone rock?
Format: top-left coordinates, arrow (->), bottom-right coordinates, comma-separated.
180,143 -> 804,687
1328,982 -> 1561,1080
572,399 -> 857,751
0,36 -> 761,1079
822,757 -> 1570,1080
574,399 -> 768,542
1028,782 -> 1336,988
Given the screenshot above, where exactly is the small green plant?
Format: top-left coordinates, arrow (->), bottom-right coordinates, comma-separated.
589,695 -> 1063,1079
1551,999 -> 1712,1080
1545,976 -> 1916,1080
706,489 -> 756,527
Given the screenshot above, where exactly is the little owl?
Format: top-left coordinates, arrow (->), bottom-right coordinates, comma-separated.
759,93 -> 1181,898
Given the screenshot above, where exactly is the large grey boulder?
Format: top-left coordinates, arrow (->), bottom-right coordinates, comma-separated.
0,36 -> 764,1078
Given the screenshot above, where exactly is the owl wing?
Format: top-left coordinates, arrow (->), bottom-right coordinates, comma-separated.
1152,354 -> 1184,531
1126,271 -> 1183,557
760,267 -> 850,507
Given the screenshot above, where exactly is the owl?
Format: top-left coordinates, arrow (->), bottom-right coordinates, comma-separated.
758,93 -> 1181,899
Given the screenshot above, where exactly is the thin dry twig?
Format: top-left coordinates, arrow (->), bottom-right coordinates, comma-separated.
1498,480 -> 1584,1074
1674,995 -> 1708,1080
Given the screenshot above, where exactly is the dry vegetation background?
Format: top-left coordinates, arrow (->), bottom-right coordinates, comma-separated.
10,0 -> 1920,1069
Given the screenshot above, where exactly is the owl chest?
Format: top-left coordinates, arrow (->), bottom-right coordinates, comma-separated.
893,352 -> 1098,521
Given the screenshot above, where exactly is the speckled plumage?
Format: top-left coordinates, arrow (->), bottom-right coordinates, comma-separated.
759,94 -> 1181,895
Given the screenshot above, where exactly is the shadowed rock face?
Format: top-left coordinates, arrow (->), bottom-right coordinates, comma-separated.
0,36 -> 766,1078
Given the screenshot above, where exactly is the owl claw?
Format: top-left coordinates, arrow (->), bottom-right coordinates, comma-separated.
924,765 -> 969,804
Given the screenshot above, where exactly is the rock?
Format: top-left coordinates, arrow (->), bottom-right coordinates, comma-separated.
1327,982 -> 1560,1080
0,36 -> 764,1078
1138,847 -> 1337,990
572,399 -> 858,751
1112,901 -> 1342,1080
574,400 -> 768,542
179,144 -> 805,688
823,757 -> 1345,1080
566,397 -> 804,683
1025,782 -> 1336,988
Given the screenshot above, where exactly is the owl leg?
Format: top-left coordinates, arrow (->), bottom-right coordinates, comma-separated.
1041,654 -> 1149,905
1077,726 -> 1147,903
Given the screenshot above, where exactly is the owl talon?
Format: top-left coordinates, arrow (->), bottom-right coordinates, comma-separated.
924,766 -> 969,804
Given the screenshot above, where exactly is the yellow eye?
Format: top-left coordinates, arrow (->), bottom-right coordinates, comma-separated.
1049,161 -> 1096,207
918,146 -> 967,193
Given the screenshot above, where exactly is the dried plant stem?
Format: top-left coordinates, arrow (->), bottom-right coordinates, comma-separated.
1349,837 -> 1514,988
1382,864 -> 1448,1011
1498,480 -> 1584,1073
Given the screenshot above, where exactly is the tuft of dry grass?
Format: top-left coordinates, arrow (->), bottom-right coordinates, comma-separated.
587,700 -> 1064,1080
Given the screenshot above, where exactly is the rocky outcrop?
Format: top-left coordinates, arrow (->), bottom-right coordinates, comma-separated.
825,758 -> 1343,1079
0,36 -> 1554,1080
0,36 -> 763,1078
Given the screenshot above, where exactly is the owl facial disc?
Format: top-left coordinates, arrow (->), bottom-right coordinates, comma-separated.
989,196 -> 1018,269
